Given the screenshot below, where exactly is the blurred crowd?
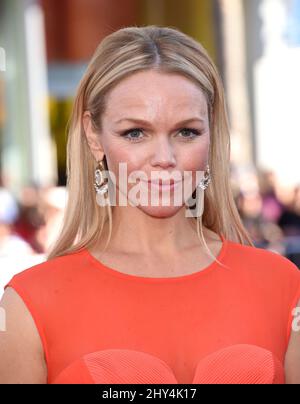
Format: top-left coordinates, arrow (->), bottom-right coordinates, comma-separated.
0,181 -> 67,292
0,165 -> 299,293
231,165 -> 300,266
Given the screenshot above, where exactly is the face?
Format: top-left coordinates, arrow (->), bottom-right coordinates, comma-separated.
83,69 -> 211,218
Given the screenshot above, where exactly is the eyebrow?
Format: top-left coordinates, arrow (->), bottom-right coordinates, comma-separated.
114,117 -> 205,126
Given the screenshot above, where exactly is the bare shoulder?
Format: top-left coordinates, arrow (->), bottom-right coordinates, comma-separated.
0,287 -> 47,384
285,297 -> 300,384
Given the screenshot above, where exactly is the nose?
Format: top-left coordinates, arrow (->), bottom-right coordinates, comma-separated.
150,136 -> 176,168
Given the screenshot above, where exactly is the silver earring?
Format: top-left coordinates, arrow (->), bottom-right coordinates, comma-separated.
197,165 -> 211,190
194,165 -> 211,218
94,159 -> 109,206
185,165 -> 211,218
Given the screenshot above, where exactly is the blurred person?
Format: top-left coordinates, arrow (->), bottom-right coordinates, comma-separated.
237,171 -> 289,256
35,186 -> 68,253
236,190 -> 267,247
0,26 -> 299,385
0,187 -> 34,256
277,185 -> 300,267
257,170 -> 284,223
261,222 -> 286,256
13,184 -> 46,253
237,189 -> 287,256
0,188 -> 45,295
278,185 -> 300,237
284,234 -> 300,268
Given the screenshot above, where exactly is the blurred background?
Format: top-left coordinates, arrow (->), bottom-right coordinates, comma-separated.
0,0 -> 300,295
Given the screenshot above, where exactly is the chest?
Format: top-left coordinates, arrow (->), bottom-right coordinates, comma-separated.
48,274 -> 287,383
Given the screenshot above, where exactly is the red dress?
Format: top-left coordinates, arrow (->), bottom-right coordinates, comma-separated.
4,235 -> 300,384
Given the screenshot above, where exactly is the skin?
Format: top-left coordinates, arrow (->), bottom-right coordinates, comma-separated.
83,69 -> 222,274
285,301 -> 300,383
0,69 -> 299,383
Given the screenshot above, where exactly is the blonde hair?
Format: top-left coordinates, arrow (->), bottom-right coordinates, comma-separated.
46,25 -> 254,262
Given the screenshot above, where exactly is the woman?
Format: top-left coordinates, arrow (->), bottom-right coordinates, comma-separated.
0,25 -> 299,384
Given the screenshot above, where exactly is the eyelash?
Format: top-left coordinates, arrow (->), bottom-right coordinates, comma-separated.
120,128 -> 203,142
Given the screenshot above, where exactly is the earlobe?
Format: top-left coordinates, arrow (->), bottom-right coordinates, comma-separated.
82,111 -> 104,161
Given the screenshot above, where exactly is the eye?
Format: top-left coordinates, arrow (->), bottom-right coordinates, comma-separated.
119,127 -> 203,143
120,128 -> 144,142
178,128 -> 202,139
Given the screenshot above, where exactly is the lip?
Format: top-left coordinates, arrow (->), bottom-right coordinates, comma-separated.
147,179 -> 182,185
142,180 -> 182,189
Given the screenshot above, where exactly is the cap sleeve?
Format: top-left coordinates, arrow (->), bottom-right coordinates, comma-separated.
4,272 -> 50,381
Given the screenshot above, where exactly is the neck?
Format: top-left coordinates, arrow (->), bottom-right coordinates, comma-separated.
95,204 -> 218,256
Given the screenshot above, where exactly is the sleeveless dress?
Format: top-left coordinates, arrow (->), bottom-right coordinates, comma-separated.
4,235 -> 300,384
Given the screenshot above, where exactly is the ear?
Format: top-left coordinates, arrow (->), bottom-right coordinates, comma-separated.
82,111 -> 105,162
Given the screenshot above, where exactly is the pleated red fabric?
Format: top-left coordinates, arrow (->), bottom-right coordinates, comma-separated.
52,344 -> 285,384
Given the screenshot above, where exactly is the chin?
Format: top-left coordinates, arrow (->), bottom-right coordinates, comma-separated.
137,205 -> 184,218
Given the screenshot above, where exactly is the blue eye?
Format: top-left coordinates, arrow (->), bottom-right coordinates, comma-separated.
178,128 -> 202,139
120,128 -> 144,142
120,127 -> 203,142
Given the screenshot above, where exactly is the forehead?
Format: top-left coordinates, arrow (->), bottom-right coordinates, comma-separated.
104,70 -> 208,118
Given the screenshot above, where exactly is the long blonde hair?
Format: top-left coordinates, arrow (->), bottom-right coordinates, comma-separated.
46,25 -> 254,261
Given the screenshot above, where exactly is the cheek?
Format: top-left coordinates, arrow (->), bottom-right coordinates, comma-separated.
178,141 -> 210,190
179,141 -> 209,172
104,143 -> 146,187
107,150 -> 144,173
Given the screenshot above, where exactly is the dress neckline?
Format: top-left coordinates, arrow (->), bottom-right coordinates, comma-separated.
82,233 -> 228,283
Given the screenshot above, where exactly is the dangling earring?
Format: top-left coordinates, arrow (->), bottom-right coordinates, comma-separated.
196,164 -> 211,217
94,158 -> 109,206
197,164 -> 211,190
